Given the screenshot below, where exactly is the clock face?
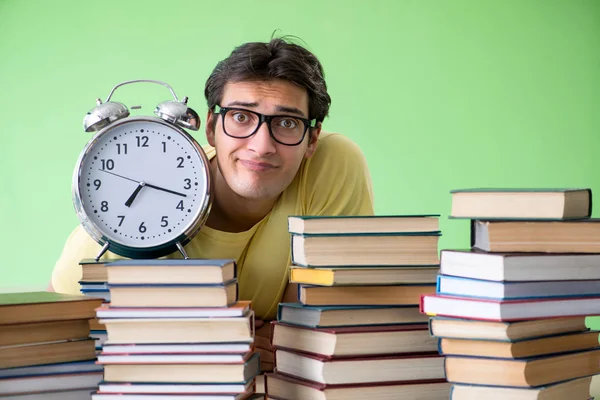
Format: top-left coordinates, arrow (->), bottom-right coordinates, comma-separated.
74,117 -> 211,255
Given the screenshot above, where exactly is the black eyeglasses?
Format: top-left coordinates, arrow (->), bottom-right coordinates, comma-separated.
214,106 -> 317,146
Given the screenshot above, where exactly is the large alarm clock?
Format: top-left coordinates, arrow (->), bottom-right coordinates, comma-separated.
72,80 -> 212,260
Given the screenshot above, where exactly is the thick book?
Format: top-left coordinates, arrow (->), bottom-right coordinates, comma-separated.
440,250 -> 600,281
96,301 -> 250,319
472,219 -> 600,253
97,350 -> 255,364
101,342 -> 252,355
299,284 -> 435,306
0,371 -> 103,395
0,319 -> 90,347
79,258 -> 112,282
449,188 -> 591,220
101,352 -> 260,383
105,259 -> 236,285
100,312 -> 254,344
288,215 -> 440,234
266,372 -> 451,400
0,292 -> 103,325
450,375 -> 596,399
291,232 -> 440,267
0,338 -> 96,369
97,380 -> 253,395
271,322 -> 436,356
290,266 -> 439,286
274,349 -> 445,385
438,330 -> 600,358
420,294 -> 600,321
436,274 -> 600,299
108,280 -> 238,308
277,302 -> 428,328
428,316 -> 589,341
444,349 -> 600,387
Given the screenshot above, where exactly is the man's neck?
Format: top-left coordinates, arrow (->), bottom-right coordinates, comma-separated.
205,159 -> 278,233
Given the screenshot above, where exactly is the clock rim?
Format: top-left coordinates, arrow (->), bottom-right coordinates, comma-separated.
71,116 -> 212,259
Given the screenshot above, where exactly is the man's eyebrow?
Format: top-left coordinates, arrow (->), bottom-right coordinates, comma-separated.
225,101 -> 259,108
275,105 -> 306,117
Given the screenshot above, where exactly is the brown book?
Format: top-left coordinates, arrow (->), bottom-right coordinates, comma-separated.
291,233 -> 440,267
300,284 -> 435,306
0,292 -> 103,325
108,281 -> 237,308
450,188 -> 591,220
472,219 -> 600,253
439,330 -> 600,359
102,353 -> 260,383
271,322 -> 436,356
0,338 -> 96,369
274,349 -> 445,385
89,318 -> 106,331
429,316 -> 589,341
445,349 -> 600,387
101,312 -> 254,344
0,319 -> 91,347
266,373 -> 451,400
450,375 -> 595,399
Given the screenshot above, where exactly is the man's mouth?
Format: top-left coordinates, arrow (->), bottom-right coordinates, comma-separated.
238,159 -> 278,172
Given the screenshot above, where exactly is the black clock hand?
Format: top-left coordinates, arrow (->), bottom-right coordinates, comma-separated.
145,183 -> 187,197
99,169 -> 140,184
125,182 -> 145,207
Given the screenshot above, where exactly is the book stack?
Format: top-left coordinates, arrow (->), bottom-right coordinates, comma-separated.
89,259 -> 262,400
265,215 -> 452,399
0,292 -> 103,399
79,258 -> 112,354
421,188 -> 600,399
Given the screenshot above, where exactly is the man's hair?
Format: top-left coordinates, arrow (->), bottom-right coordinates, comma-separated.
204,36 -> 331,124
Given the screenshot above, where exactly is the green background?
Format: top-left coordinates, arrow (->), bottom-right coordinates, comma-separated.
1,0 -> 600,315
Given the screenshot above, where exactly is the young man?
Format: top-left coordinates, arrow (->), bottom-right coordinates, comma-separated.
50,37 -> 374,370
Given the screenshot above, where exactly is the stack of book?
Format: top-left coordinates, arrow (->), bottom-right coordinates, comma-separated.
0,291 -> 103,399
79,258 -> 111,353
265,215 -> 452,399
90,259 -> 262,400
421,188 -> 600,399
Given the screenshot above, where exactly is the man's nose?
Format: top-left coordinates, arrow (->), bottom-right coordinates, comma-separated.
247,121 -> 276,155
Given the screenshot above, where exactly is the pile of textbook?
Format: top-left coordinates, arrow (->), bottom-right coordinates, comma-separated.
421,188 -> 600,399
0,291 -> 103,399
265,215 -> 452,399
89,258 -> 263,400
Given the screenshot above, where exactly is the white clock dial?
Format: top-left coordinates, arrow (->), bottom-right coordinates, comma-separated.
74,117 -> 211,253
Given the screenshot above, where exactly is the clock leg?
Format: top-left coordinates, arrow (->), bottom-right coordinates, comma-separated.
94,242 -> 110,261
176,242 -> 189,259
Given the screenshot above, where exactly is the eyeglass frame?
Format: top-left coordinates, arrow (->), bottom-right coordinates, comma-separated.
213,105 -> 318,146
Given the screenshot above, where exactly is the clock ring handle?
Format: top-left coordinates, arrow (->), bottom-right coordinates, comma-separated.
104,79 -> 180,103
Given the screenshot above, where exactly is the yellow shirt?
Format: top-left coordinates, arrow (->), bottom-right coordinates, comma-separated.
51,132 -> 375,320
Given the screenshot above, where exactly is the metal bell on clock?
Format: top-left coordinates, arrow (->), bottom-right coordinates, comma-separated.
83,99 -> 130,133
155,96 -> 200,131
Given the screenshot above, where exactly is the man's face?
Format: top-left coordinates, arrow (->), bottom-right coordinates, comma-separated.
206,79 -> 319,201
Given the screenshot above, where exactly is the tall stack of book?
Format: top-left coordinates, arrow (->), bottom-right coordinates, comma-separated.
79,258 -> 111,353
265,215 -> 452,399
0,292 -> 103,399
421,188 -> 600,399
89,259 -> 262,400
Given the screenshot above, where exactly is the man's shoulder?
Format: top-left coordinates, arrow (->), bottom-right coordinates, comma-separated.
306,131 -> 368,173
314,131 -> 363,155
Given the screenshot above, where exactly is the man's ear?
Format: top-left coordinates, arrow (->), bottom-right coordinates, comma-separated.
206,110 -> 216,147
304,122 -> 321,158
